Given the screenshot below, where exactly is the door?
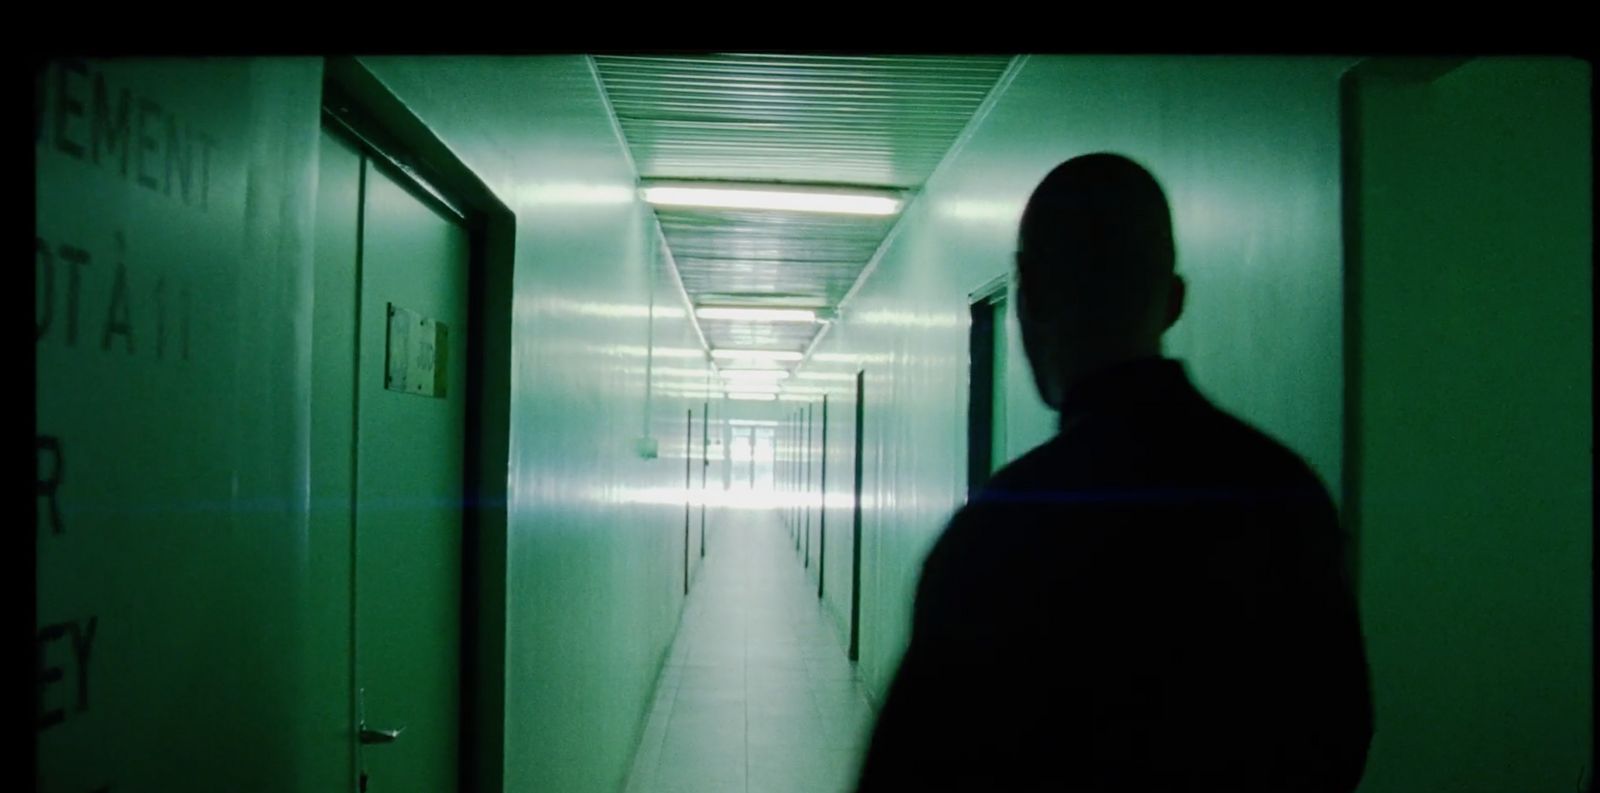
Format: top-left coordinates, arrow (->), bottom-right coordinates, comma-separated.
353,157 -> 470,792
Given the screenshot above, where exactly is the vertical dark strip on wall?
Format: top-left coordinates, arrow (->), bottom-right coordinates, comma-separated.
700,400 -> 709,559
968,299 -> 996,496
685,409 -> 693,595
1338,68 -> 1365,592
849,371 -> 866,662
819,395 -> 828,599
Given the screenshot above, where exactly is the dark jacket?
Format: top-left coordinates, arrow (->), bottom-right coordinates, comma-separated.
855,357 -> 1373,792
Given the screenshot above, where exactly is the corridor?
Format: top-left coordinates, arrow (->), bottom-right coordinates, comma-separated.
622,512 -> 874,793
31,54 -> 1591,793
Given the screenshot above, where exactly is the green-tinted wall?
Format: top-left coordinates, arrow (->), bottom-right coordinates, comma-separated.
37,56 -> 714,793
1349,57 -> 1592,791
38,54 -> 1591,793
36,58 -> 325,793
808,54 -> 1593,793
343,56 -> 718,793
808,55 -> 1353,703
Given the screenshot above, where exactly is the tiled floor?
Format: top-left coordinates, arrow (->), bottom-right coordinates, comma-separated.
621,510 -> 878,793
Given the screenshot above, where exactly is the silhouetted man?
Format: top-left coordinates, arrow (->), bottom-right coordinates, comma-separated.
854,153 -> 1373,792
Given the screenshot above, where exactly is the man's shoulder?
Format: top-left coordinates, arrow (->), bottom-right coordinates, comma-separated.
1197,407 -> 1334,496
921,405 -> 1338,603
982,403 -> 1331,497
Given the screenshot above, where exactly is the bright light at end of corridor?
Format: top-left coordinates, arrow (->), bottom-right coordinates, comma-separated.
720,369 -> 789,381
728,392 -> 779,401
641,182 -> 901,216
619,487 -> 850,511
725,382 -> 781,394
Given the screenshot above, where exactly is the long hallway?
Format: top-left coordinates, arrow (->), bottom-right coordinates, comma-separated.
623,511 -> 876,793
32,54 -> 1592,793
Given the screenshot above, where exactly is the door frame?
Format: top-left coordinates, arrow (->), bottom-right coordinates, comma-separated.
966,274 -> 1010,498
700,399 -> 709,558
794,410 -> 801,546
321,57 -> 516,793
684,408 -> 693,595
1336,57 -> 1467,596
804,401 -> 814,569
817,394 -> 828,599
848,370 -> 866,662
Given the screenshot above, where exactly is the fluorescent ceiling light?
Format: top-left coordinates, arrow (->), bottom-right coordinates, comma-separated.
698,293 -> 830,309
710,349 -> 805,362
720,369 -> 789,380
728,392 -> 779,402
793,371 -> 857,381
714,358 -> 788,370
696,307 -> 818,323
641,182 -> 901,216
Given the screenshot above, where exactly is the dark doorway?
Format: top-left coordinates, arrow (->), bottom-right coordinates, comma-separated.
967,277 -> 1009,496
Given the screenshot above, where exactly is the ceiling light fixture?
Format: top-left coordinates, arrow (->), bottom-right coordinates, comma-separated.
792,371 -> 858,381
696,307 -> 818,323
641,182 -> 902,216
710,349 -> 805,362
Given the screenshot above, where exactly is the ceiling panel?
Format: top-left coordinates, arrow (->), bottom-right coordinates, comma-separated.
593,53 -> 1014,366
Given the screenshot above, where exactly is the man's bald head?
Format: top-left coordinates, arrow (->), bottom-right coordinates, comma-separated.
1014,153 -> 1184,408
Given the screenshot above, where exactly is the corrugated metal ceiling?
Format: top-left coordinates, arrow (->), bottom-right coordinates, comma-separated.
592,53 -> 1014,373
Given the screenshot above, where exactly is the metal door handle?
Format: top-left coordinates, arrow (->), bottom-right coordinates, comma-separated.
359,725 -> 404,744
356,688 -> 404,745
